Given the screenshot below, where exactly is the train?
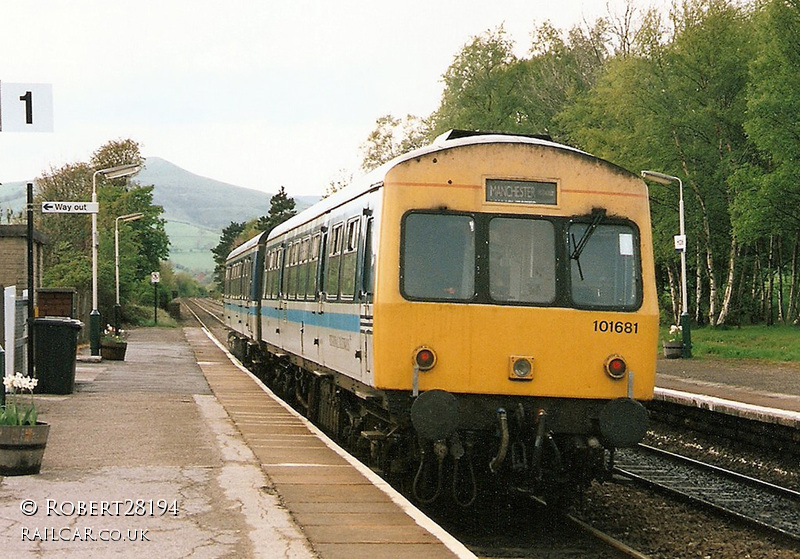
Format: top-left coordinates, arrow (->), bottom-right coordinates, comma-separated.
223,129 -> 659,506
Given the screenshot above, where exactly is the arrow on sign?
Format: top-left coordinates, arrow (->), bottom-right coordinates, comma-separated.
42,202 -> 99,214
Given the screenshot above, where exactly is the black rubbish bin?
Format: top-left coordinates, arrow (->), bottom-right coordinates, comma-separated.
33,317 -> 83,395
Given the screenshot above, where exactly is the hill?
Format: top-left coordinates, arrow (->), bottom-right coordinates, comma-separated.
0,158 -> 319,277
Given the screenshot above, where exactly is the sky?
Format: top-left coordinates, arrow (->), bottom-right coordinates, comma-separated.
0,0 -> 665,197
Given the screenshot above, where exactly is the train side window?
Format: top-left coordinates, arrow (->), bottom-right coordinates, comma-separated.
264,248 -> 280,300
326,223 -> 344,300
569,222 -> 640,308
283,242 -> 293,300
340,218 -> 360,299
489,218 -> 556,304
401,213 -> 475,301
243,257 -> 251,300
362,217 -> 374,300
307,233 -> 321,299
297,236 -> 311,301
274,247 -> 284,299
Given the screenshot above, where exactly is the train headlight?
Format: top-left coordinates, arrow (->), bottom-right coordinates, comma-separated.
414,347 -> 437,371
509,356 -> 534,380
604,355 -> 627,379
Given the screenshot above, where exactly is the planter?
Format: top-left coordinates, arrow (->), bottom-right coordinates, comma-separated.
0,423 -> 50,475
100,340 -> 127,361
663,340 -> 684,359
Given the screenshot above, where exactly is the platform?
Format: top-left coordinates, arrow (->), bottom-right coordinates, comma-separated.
656,356 -> 800,428
0,326 -> 474,558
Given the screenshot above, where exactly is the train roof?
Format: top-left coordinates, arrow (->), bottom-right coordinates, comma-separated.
262,130 -> 634,243
226,230 -> 266,261
266,132 -> 569,241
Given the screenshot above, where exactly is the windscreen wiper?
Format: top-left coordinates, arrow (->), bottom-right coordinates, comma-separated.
570,209 -> 606,281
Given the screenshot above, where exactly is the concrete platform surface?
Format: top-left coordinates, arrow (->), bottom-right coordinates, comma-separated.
0,326 -> 474,559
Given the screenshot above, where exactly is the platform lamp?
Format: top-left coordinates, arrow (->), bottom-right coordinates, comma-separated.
90,164 -> 141,355
641,170 -> 692,358
114,212 -> 144,335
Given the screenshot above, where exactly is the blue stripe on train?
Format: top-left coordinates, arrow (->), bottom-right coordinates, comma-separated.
261,305 -> 361,333
224,301 -> 362,333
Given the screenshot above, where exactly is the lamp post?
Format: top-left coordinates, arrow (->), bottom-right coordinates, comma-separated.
114,212 -> 144,335
641,170 -> 691,358
90,164 -> 141,355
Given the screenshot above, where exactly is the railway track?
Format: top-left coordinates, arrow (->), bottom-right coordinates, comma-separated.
614,443 -> 800,543
183,298 -> 654,558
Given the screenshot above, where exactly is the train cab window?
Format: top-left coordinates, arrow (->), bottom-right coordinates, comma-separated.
401,213 -> 475,301
569,222 -> 639,308
489,218 -> 555,304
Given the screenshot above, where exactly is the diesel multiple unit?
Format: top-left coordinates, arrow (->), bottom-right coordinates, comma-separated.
224,130 -> 658,505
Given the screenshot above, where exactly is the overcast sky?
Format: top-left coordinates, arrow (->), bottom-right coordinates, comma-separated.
0,0 -> 664,197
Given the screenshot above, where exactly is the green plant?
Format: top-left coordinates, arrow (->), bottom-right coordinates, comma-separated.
101,324 -> 127,344
1,373 -> 39,426
667,324 -> 682,343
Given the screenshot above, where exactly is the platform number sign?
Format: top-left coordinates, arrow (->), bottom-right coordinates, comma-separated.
0,82 -> 54,132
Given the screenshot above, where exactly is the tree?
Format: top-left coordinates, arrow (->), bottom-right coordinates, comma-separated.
256,186 -> 297,235
740,0 -> 800,322
562,0 -> 755,326
360,114 -> 432,172
324,168 -> 354,198
36,139 -> 169,324
431,27 -> 525,135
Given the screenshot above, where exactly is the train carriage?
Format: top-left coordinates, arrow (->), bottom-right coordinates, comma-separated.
225,130 -> 658,504
223,231 -> 265,350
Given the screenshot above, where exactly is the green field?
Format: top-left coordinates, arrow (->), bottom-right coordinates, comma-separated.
662,324 -> 800,362
165,220 -> 218,276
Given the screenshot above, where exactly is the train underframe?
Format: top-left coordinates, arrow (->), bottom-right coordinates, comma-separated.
230,333 -> 637,508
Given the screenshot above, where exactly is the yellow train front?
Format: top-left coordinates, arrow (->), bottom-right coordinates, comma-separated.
233,130 -> 658,505
367,131 -> 657,503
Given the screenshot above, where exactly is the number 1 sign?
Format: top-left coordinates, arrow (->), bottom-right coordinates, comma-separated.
0,82 -> 54,132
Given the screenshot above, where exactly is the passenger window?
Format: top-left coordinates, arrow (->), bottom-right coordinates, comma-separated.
362,218 -> 374,300
297,236 -> 311,301
326,223 -> 344,299
340,218 -> 360,299
401,213 -> 475,301
307,233 -> 321,299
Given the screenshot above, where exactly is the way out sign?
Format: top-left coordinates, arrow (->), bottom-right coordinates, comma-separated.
0,82 -> 54,132
42,201 -> 99,214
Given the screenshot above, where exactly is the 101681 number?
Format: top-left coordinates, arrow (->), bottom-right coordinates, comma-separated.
593,320 -> 638,334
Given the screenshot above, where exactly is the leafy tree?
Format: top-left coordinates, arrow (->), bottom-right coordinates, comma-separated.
36,139 -> 169,325
360,114 -> 432,172
323,168 -> 354,198
431,27 -> 525,135
256,186 -> 297,235
562,0 -> 755,326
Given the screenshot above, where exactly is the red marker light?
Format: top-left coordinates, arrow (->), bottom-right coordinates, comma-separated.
604,355 -> 627,379
414,347 -> 437,371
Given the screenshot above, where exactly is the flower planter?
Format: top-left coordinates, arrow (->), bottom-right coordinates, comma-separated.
100,340 -> 127,361
663,340 -> 684,359
0,423 -> 49,475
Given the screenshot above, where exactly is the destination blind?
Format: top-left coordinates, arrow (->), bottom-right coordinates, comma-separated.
486,179 -> 557,205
